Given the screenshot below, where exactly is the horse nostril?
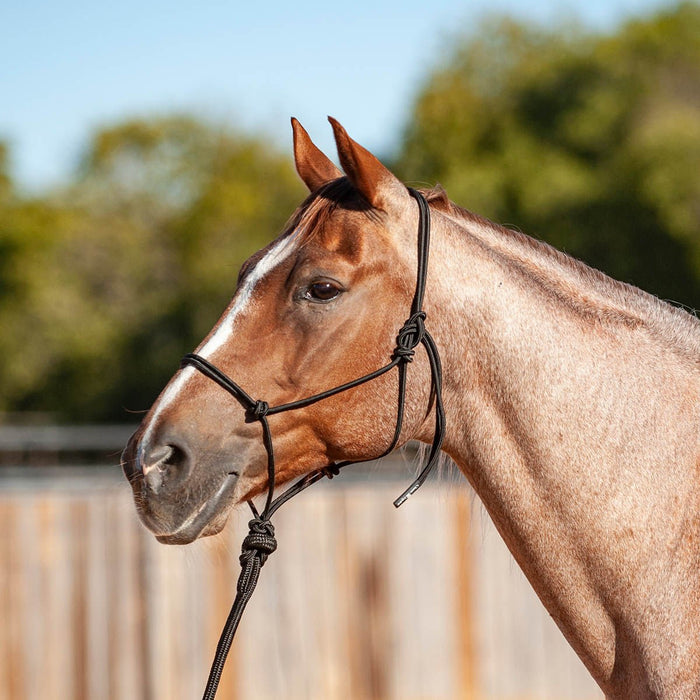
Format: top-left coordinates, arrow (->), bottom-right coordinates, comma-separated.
161,444 -> 188,471
142,442 -> 191,491
146,444 -> 175,468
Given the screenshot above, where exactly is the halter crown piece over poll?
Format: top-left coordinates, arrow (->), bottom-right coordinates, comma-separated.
181,187 -> 446,700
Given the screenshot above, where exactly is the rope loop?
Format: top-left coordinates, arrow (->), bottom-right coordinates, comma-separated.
393,311 -> 427,362
246,400 -> 269,422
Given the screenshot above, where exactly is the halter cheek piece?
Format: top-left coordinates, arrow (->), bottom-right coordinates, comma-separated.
181,188 -> 445,700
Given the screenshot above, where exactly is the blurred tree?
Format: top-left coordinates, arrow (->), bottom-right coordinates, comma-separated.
0,143 -> 11,202
396,2 -> 700,309
3,3 -> 699,423
0,118 -> 304,421
0,176 -> 84,418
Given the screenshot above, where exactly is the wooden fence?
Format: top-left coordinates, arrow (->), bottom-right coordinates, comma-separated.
0,442 -> 602,700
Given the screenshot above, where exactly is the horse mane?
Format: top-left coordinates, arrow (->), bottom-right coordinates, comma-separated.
426,185 -> 700,363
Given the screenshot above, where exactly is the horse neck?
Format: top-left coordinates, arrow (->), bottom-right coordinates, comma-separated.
423,209 -> 700,695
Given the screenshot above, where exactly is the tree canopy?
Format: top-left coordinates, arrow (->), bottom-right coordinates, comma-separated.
1,3 -> 699,422
396,2 -> 700,310
0,117 -> 304,421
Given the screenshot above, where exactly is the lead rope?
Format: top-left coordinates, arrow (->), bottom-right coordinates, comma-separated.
186,188 -> 445,700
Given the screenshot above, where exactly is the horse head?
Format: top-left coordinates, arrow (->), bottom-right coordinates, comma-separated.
121,118 -> 436,544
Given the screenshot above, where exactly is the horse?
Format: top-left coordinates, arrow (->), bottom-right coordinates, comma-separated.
122,117 -> 700,699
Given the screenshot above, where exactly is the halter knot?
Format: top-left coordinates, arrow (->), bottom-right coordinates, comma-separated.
393,312 -> 427,362
240,518 -> 277,567
246,400 -> 269,422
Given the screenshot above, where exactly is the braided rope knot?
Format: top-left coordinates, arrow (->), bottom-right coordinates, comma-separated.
241,518 -> 277,560
246,400 -> 269,422
393,312 -> 426,362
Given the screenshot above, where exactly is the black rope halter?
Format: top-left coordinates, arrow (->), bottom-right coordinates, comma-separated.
181,187 -> 445,700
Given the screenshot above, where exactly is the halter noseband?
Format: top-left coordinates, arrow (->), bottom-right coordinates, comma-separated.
181,187 -> 445,700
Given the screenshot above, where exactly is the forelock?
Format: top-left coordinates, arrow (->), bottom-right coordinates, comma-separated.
284,177 -> 380,247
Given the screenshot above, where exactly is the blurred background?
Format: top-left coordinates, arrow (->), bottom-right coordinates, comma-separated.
1,0 -> 698,698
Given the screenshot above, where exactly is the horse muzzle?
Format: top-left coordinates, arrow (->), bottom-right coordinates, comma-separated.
121,429 -> 239,544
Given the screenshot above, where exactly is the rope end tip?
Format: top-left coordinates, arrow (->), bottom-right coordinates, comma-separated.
393,477 -> 425,508
393,490 -> 412,508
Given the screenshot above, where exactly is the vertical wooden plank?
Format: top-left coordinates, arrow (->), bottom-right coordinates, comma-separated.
328,489 -> 353,700
340,484 -> 394,700
106,493 -> 142,700
118,497 -> 148,700
33,496 -> 54,700
106,494 -> 121,700
0,500 -> 8,699
39,495 -> 76,700
309,489 -> 351,700
153,526 -> 180,700
70,498 -> 89,700
22,493 -> 45,700
140,523 -> 168,700
134,522 -> 155,700
287,488 -> 352,700
85,491 -> 111,700
166,539 -> 190,700
454,491 -> 477,699
389,487 -> 458,700
1,499 -> 26,700
342,487 -> 368,700
176,537 -> 211,699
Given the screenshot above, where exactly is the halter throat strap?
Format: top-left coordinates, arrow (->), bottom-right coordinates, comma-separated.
182,187 -> 446,700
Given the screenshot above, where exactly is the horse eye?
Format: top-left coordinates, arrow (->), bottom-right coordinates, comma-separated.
305,281 -> 342,302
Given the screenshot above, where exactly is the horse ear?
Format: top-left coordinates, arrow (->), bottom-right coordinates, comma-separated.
291,118 -> 342,192
328,116 -> 407,212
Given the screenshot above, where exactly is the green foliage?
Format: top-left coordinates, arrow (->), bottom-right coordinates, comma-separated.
2,3 -> 699,422
396,2 -> 700,308
0,118 -> 304,421
0,143 -> 11,203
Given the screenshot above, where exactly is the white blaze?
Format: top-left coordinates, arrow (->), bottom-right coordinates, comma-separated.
140,234 -> 297,457
199,235 -> 296,358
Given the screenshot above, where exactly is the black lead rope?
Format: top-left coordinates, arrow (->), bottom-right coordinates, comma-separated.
181,188 -> 445,700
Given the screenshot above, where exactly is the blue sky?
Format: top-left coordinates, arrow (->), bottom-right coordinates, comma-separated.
1,0 -> 673,191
